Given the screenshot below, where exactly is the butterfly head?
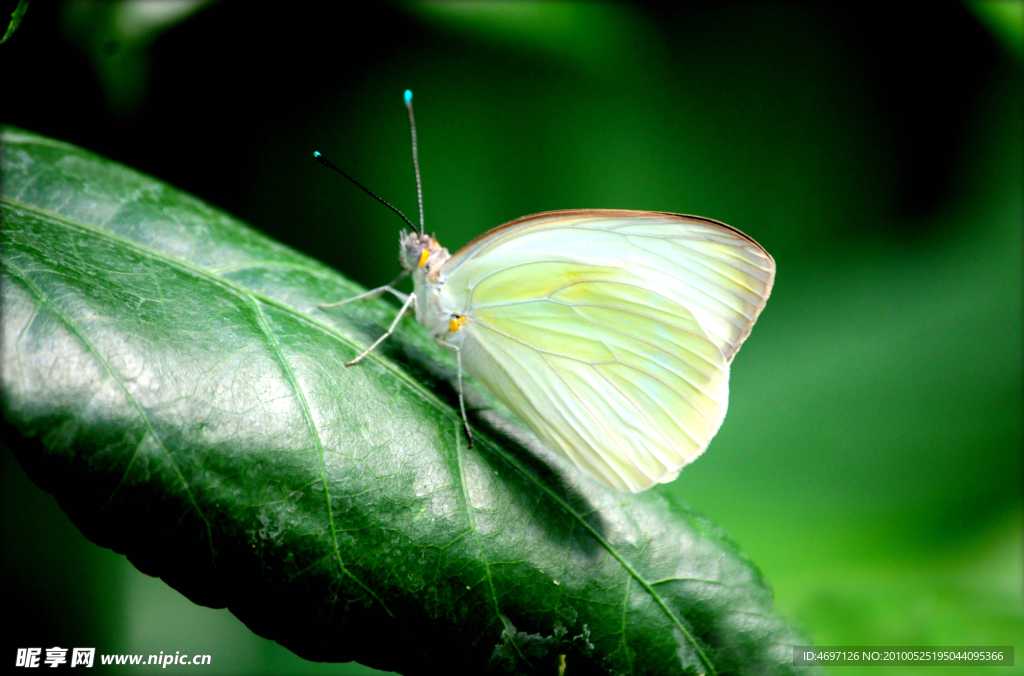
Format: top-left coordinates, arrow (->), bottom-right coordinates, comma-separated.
399,231 -> 448,276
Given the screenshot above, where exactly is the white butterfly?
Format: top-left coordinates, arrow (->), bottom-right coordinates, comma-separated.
317,92 -> 774,493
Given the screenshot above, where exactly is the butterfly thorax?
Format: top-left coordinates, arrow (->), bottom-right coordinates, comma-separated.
399,231 -> 457,340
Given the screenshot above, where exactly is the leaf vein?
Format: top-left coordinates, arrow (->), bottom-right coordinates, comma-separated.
452,422 -> 529,665
1,258 -> 216,562
250,298 -> 394,618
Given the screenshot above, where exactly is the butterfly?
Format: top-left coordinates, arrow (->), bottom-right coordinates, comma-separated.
315,91 -> 774,493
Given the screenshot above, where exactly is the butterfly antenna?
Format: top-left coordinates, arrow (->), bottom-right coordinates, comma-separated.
404,90 -> 425,235
312,151 -> 417,232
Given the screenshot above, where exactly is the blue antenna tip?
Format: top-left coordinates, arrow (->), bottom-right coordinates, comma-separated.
404,90 -> 413,105
313,151 -> 321,158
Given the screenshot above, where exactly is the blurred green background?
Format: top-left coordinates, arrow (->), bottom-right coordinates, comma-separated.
2,1 -> 1021,674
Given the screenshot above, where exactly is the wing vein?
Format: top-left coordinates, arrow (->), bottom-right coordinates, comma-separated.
463,258 -> 623,305
590,361 -> 681,469
601,222 -> 774,273
473,317 -> 712,473
473,280 -> 727,367
622,234 -> 764,299
562,302 -> 721,379
475,317 -> 710,413
471,329 -> 624,487
479,279 -> 714,340
618,235 -> 758,324
572,311 -> 716,434
474,312 -> 722,421
537,351 -> 640,490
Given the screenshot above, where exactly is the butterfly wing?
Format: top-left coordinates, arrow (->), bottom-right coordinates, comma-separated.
440,210 -> 774,492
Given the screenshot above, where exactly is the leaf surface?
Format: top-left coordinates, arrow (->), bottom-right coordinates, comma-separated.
0,128 -> 810,675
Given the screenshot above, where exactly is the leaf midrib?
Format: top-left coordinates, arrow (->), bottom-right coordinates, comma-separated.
1,192 -> 716,675
249,298 -> 394,617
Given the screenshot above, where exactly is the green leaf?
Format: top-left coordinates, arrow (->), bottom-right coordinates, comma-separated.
0,127 -> 811,675
1,0 -> 30,45
967,0 -> 1024,62
60,0 -> 213,116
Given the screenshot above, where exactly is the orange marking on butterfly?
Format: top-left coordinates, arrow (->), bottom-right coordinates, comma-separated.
449,316 -> 469,332
418,249 -> 430,267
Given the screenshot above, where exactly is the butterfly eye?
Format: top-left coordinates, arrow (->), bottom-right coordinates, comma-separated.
417,249 -> 430,267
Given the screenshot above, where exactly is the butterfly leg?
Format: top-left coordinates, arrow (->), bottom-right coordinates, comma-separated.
319,269 -> 411,309
344,292 -> 416,366
442,343 -> 474,448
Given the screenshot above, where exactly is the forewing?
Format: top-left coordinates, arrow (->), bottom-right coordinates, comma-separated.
442,211 -> 774,492
445,210 -> 774,361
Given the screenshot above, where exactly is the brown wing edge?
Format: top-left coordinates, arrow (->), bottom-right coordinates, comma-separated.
447,208 -> 776,363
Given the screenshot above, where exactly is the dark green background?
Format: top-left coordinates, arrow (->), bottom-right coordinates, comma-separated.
2,2 -> 1021,674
